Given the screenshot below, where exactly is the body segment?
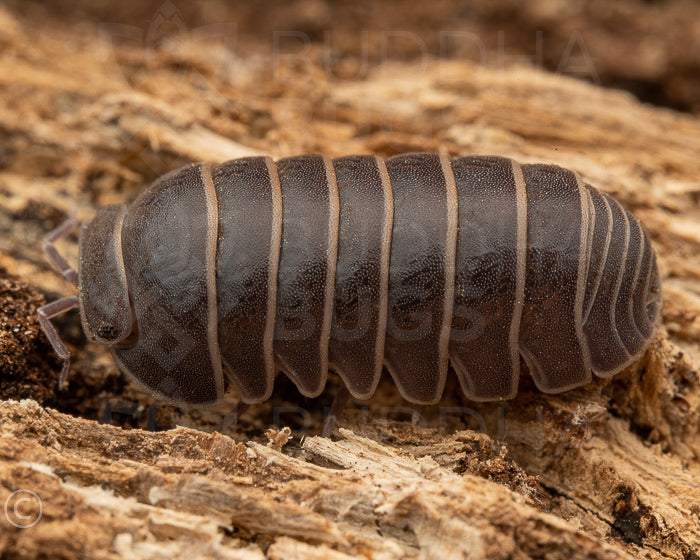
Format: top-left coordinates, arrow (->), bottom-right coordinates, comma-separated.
382,153 -> 458,403
448,156 -> 526,401
329,155 -> 392,399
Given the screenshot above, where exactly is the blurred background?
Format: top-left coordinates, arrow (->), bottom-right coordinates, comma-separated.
5,0 -> 700,114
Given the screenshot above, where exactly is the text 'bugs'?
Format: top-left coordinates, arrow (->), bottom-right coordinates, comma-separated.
39,154 -> 661,406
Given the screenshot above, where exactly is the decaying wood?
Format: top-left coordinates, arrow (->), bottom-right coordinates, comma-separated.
0,3 -> 699,559
0,400 -> 662,559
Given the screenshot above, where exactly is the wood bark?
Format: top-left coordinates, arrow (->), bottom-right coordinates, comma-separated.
0,4 -> 699,559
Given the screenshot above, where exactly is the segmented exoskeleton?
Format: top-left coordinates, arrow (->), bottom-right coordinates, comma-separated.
38,154 -> 661,405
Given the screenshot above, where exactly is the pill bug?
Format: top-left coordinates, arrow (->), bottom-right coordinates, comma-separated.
38,153 -> 661,406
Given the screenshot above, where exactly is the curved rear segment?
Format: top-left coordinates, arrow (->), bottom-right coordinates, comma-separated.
644,251 -> 662,331
614,208 -> 647,355
629,216 -> 661,344
583,194 -> 661,376
581,187 -> 612,326
112,164 -> 224,405
632,231 -> 656,340
581,193 -> 630,374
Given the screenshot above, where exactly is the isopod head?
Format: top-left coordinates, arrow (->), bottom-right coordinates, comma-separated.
78,204 -> 131,345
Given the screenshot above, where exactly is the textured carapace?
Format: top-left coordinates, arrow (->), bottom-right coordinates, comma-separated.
39,154 -> 662,405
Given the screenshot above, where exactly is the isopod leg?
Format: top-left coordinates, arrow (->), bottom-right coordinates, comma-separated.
43,210 -> 79,287
37,295 -> 79,386
321,385 -> 350,438
216,401 -> 250,433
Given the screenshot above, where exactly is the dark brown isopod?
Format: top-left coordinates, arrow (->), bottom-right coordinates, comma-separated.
38,154 -> 662,405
